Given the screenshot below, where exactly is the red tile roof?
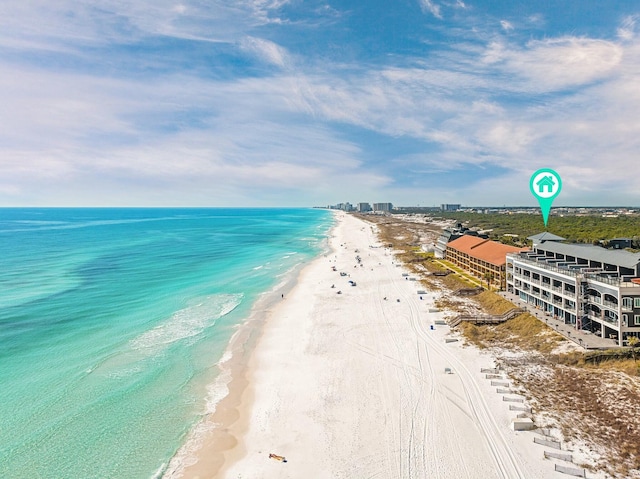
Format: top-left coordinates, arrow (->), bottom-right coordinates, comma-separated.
447,235 -> 527,266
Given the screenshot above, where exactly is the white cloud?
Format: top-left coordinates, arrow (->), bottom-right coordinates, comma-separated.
479,122 -> 535,155
248,0 -> 291,24
2,1 -> 640,206
497,37 -> 623,91
239,36 -> 288,67
618,15 -> 639,41
287,32 -> 640,205
0,0 -> 291,51
500,20 -> 513,31
418,0 -> 443,19
0,61 -> 394,205
482,41 -> 506,64
527,14 -> 544,26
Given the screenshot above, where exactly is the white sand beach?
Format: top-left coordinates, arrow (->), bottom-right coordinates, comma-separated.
178,212 -> 578,479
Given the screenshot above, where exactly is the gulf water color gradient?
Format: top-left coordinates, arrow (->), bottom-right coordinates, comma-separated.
0,208 -> 332,478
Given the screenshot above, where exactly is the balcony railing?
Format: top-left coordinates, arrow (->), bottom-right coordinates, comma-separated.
603,300 -> 619,310
509,253 -> 640,287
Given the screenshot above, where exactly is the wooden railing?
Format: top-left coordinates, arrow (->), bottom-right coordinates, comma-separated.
448,308 -> 526,328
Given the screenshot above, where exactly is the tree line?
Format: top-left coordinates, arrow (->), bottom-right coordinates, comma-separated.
431,212 -> 640,247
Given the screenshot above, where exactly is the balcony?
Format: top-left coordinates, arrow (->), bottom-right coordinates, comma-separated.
511,253 -> 640,287
587,312 -> 606,324
603,300 -> 619,310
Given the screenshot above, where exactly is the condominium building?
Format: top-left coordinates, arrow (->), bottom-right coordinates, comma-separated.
435,228 -> 461,259
441,203 -> 461,212
434,224 -> 487,259
445,235 -> 527,289
506,233 -> 640,346
373,203 -> 393,212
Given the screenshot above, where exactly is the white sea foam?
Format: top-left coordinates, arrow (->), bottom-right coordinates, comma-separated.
150,462 -> 167,479
13,220 -> 69,225
0,217 -> 184,233
205,352 -> 233,414
161,348 -> 236,478
130,294 -> 243,357
96,293 -> 243,381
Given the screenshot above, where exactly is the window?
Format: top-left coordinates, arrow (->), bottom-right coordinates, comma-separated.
635,298 -> 640,308
623,314 -> 628,326
623,297 -> 633,310
635,315 -> 640,326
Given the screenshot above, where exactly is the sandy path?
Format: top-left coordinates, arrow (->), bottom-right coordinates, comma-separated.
216,212 -> 567,479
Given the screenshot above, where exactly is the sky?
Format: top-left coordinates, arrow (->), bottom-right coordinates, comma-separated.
1,0 -> 640,207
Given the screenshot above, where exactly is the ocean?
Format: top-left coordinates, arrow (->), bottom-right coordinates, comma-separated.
0,208 -> 333,479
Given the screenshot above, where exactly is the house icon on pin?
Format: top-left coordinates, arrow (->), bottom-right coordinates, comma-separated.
536,175 -> 555,194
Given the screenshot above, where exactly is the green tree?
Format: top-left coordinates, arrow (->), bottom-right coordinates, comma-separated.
484,272 -> 495,290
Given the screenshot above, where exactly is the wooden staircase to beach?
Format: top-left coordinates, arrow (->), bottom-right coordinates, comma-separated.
453,287 -> 484,296
448,308 -> 526,328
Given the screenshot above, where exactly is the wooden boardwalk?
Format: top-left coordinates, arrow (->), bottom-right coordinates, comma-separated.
448,307 -> 526,328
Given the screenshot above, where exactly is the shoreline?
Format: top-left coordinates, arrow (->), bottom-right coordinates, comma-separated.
163,211 -> 337,478
173,211 -> 580,479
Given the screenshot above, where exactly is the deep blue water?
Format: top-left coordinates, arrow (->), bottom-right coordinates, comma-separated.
0,208 -> 332,479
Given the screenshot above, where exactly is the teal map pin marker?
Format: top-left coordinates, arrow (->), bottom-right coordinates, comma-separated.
530,168 -> 562,227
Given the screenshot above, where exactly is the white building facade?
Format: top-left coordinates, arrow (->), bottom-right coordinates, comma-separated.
373,203 -> 393,212
506,236 -> 640,346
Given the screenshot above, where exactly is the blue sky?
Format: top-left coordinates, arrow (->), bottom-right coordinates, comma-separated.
1,0 -> 639,207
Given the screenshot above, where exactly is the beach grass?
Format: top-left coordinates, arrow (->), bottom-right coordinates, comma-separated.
359,211 -> 640,478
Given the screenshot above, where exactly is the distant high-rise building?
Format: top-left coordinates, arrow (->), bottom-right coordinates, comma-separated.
373,203 -> 393,212
358,203 -> 372,212
441,204 -> 461,212
334,202 -> 354,211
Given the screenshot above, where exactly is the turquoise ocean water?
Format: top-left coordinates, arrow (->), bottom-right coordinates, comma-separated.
0,208 -> 332,479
